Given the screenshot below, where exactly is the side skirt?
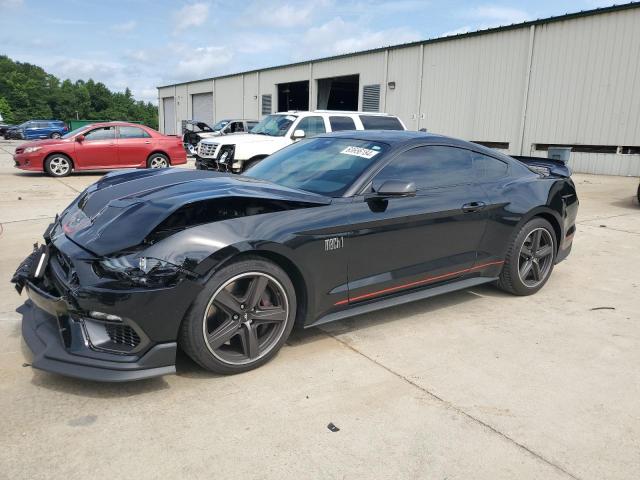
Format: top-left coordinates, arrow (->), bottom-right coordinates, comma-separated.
307,276 -> 497,328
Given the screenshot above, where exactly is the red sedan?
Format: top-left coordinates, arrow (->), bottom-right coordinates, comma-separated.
13,122 -> 187,177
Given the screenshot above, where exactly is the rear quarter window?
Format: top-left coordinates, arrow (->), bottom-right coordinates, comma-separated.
359,115 -> 403,130
472,152 -> 509,180
329,116 -> 356,132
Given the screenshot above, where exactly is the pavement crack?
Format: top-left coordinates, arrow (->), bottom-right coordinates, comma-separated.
578,223 -> 640,236
55,178 -> 81,193
323,330 -> 582,480
1,216 -> 54,224
577,211 -> 640,223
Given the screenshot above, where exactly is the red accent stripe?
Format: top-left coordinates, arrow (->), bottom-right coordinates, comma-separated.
334,260 -> 505,306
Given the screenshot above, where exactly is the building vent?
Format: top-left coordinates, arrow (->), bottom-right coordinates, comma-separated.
261,94 -> 272,116
362,85 -> 381,112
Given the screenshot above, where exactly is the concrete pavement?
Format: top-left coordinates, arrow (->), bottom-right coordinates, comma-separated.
1,138 -> 639,479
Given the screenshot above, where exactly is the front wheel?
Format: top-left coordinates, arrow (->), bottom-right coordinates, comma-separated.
497,217 -> 556,296
147,153 -> 169,169
243,159 -> 262,172
44,154 -> 73,177
180,257 -> 297,374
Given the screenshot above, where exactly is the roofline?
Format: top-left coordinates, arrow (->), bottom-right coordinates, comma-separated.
273,110 -> 394,116
157,2 -> 640,90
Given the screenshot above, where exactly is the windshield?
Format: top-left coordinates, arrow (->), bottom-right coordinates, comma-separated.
249,114 -> 296,137
243,137 -> 389,197
212,120 -> 229,131
62,126 -> 90,139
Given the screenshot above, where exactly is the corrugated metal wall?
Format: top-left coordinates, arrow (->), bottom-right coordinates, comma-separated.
214,77 -> 243,120
420,27 -> 531,146
157,6 -> 640,175
385,46 -> 421,130
521,8 -> 640,175
243,73 -> 259,120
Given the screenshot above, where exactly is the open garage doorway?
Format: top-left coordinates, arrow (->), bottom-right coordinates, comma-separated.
277,81 -> 309,111
317,75 -> 359,111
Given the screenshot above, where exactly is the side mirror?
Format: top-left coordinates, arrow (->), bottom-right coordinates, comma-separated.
368,180 -> 416,199
76,134 -> 85,142
292,129 -> 305,140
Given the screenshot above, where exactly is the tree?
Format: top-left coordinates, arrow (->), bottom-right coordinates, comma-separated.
0,96 -> 14,123
0,55 -> 158,129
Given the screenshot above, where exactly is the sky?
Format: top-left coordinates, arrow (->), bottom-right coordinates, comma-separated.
0,0 -> 620,104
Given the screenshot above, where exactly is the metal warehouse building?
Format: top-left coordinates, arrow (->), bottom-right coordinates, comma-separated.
158,3 -> 640,176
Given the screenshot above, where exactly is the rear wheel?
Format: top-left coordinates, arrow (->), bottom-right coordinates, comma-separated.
44,154 -> 72,177
50,132 -> 61,139
180,257 -> 297,374
147,153 -> 169,169
497,217 -> 556,296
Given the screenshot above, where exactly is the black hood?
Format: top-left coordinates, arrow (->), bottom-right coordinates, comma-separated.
63,168 -> 330,256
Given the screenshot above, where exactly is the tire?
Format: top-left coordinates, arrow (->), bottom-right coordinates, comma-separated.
497,217 -> 556,296
243,159 -> 262,172
50,132 -> 61,139
147,153 -> 170,169
44,154 -> 73,177
180,257 -> 297,375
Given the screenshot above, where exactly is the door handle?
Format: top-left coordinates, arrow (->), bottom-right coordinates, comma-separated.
462,201 -> 486,213
144,141 -> 151,144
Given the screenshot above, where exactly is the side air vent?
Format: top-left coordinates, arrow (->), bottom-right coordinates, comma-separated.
261,94 -> 272,116
362,85 -> 381,112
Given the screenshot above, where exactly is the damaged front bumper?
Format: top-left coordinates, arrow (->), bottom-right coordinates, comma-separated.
20,296 -> 176,382
12,231 -> 197,382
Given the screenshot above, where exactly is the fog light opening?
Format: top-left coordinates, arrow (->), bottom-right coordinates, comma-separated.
89,311 -> 123,322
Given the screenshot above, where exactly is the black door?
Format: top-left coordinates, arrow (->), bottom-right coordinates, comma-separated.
344,145 -> 490,306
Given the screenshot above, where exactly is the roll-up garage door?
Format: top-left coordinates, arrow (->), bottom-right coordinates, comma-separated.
163,97 -> 175,135
192,93 -> 213,123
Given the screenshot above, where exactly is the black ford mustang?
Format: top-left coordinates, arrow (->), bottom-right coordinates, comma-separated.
13,131 -> 578,381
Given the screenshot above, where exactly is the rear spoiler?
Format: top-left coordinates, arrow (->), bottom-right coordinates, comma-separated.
511,155 -> 571,178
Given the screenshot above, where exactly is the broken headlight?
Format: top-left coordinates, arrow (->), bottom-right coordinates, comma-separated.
217,145 -> 235,165
97,254 -> 194,287
62,207 -> 92,234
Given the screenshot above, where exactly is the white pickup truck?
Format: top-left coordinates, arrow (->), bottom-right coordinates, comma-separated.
194,110 -> 406,172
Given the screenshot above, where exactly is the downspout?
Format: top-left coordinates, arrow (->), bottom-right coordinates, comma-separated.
518,24 -> 536,155
382,48 -> 389,112
416,43 -> 425,130
309,62 -> 314,110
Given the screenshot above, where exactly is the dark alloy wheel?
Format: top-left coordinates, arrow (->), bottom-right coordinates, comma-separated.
180,258 -> 296,374
203,272 -> 289,365
497,217 -> 556,296
518,228 -> 554,288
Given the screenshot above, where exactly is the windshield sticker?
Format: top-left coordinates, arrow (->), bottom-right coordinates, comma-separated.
340,146 -> 380,159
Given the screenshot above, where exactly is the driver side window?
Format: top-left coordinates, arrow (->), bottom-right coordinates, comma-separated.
295,116 -> 326,138
374,145 -> 473,191
84,126 -> 115,141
